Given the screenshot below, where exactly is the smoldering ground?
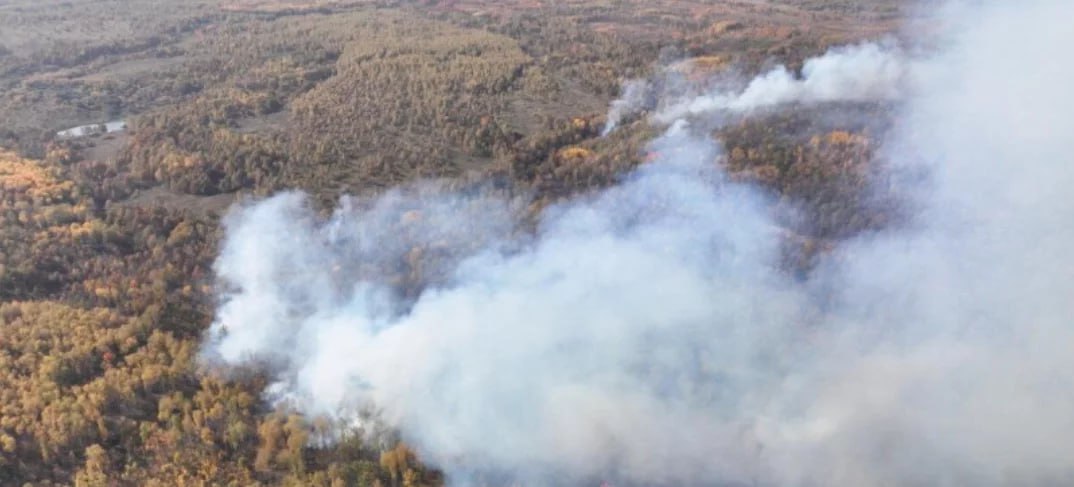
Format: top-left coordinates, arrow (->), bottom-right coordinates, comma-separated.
202,1 -> 1074,485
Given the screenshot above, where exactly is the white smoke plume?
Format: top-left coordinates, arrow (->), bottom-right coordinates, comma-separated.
654,41 -> 906,124
600,41 -> 906,136
202,0 -> 1074,485
601,79 -> 651,135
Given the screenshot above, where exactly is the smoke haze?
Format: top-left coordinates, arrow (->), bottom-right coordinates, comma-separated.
202,0 -> 1074,485
601,78 -> 651,135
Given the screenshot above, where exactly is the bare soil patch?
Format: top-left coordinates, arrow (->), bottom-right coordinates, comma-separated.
114,186 -> 237,215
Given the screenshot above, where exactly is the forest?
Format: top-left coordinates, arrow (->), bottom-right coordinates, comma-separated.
0,0 -> 904,485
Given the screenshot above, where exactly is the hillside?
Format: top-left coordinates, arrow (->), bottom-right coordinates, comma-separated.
0,1 -> 907,485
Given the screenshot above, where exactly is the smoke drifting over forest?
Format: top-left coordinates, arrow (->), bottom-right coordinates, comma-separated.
665,41 -> 905,122
203,0 -> 1074,485
601,41 -> 906,134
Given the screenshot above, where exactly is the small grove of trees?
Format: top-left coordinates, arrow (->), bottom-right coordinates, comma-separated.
720,106 -> 898,240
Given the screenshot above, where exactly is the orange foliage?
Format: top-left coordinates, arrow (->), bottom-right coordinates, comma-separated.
0,149 -> 76,204
557,146 -> 594,161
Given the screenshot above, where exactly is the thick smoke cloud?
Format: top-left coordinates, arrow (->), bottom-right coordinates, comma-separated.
202,0 -> 1074,485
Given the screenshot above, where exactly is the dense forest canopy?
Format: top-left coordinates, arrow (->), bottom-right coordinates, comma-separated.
0,0 -> 912,485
